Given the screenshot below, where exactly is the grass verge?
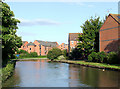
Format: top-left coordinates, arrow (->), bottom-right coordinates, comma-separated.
54,60 -> 120,70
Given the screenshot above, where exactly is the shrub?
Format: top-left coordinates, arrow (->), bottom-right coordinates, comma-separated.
88,52 -> 98,62
29,52 -> 38,57
47,48 -> 62,60
19,49 -> 28,54
69,48 -> 82,60
88,54 -> 93,62
107,52 -> 119,64
97,51 -> 107,63
62,49 -> 68,57
57,55 -> 66,60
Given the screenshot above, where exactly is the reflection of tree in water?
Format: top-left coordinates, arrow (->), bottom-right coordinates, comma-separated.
69,64 -> 119,87
2,67 -> 21,87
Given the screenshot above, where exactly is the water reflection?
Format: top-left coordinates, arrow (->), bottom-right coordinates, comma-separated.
2,59 -> 120,87
69,64 -> 119,87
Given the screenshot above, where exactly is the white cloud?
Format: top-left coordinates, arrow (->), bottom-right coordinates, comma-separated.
18,18 -> 61,26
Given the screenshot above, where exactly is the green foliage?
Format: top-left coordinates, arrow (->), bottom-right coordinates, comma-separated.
29,52 -> 38,57
1,2 -> 22,66
69,48 -> 82,60
77,16 -> 103,59
62,49 -> 68,58
2,62 -> 15,82
97,51 -> 107,63
56,55 -> 66,60
18,49 -> 28,54
107,52 -> 119,64
47,48 -> 62,60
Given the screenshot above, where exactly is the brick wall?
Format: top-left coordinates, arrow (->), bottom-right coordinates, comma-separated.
100,14 -> 120,52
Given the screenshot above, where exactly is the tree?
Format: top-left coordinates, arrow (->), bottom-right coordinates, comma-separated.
47,48 -> 62,60
77,16 -> 103,59
0,1 -> 22,66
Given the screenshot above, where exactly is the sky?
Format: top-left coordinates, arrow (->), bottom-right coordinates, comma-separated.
6,1 -> 119,44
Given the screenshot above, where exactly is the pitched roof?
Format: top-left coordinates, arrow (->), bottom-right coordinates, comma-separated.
36,40 -> 58,47
27,42 -> 35,46
22,41 -> 27,44
109,14 -> 120,24
69,33 -> 82,41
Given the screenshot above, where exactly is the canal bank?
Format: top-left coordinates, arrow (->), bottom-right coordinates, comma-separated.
2,59 -> 120,87
1,60 -> 16,83
53,60 -> 120,71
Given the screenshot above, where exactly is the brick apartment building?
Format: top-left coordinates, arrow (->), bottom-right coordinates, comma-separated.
19,40 -> 68,56
68,33 -> 82,53
100,14 -> 120,52
58,43 -> 68,51
33,40 -> 59,55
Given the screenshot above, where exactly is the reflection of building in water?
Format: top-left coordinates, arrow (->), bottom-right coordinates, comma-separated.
35,60 -> 40,70
79,66 -> 119,87
69,64 -> 81,87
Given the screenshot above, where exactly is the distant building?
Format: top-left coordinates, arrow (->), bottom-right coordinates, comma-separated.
34,40 -> 59,56
68,33 -> 82,53
27,42 -> 36,53
99,14 -> 120,52
58,43 -> 68,51
19,41 -> 28,51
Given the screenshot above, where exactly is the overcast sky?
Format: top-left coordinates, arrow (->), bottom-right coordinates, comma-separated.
6,1 -> 118,44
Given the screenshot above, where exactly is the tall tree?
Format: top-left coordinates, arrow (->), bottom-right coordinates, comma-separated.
77,16 -> 103,59
0,1 -> 22,66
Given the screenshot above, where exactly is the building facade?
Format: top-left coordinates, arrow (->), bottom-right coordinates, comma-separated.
99,14 -> 120,52
58,43 -> 68,51
68,33 -> 82,53
19,40 -> 66,56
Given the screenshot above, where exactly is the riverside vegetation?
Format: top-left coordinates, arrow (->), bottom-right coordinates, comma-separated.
1,1 -> 22,83
47,16 -> 120,70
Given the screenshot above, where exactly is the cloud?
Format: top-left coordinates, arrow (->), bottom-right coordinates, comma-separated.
18,18 -> 61,26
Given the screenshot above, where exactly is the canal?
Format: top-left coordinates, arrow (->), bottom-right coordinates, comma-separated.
2,59 -> 120,87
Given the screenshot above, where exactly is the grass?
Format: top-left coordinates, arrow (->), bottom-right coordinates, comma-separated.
18,56 -> 47,59
55,60 -> 120,70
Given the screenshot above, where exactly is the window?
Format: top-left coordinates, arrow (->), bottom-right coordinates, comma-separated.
71,41 -> 74,44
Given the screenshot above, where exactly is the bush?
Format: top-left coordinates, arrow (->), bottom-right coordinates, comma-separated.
19,50 -> 28,54
2,61 -> 16,82
29,52 -> 38,57
107,52 -> 119,64
69,48 -> 82,60
47,48 -> 62,60
57,55 -> 66,60
62,49 -> 68,57
97,51 -> 107,63
88,52 -> 98,62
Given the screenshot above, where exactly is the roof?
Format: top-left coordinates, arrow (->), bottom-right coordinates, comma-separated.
109,14 -> 120,24
36,40 -> 58,47
22,41 -> 27,44
27,42 -> 35,46
69,33 -> 82,41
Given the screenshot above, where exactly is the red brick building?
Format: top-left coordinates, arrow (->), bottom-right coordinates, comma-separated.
19,41 -> 28,51
99,14 -> 120,52
68,33 -> 82,53
34,40 -> 59,56
58,43 -> 68,51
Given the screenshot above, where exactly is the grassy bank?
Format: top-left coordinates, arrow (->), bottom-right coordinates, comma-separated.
0,61 -> 16,83
54,60 -> 120,71
18,56 -> 47,59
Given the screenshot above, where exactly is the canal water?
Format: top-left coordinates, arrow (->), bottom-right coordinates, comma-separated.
2,59 -> 120,87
